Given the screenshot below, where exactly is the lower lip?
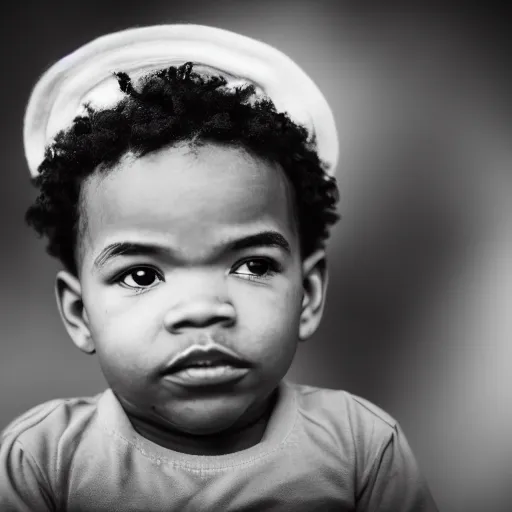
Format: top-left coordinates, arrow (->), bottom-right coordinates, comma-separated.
163,365 -> 250,387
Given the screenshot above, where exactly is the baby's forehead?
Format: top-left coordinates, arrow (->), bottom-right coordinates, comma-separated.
88,142 -> 290,206
79,143 -> 300,259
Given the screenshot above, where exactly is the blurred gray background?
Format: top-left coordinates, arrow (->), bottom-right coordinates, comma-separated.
1,2 -> 511,511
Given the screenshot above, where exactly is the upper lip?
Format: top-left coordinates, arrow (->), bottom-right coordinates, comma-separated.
162,344 -> 251,374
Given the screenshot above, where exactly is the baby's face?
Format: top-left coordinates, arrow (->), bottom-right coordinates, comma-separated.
76,143 -> 305,435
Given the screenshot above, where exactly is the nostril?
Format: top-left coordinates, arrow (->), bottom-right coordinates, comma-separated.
164,301 -> 236,333
172,315 -> 235,332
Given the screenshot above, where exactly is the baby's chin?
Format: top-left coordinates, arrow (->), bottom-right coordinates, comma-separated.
152,394 -> 259,436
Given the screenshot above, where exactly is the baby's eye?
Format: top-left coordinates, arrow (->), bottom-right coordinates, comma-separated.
233,259 -> 278,281
119,267 -> 164,290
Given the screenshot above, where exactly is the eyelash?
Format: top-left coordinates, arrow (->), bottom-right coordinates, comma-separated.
114,258 -> 281,292
116,266 -> 164,294
233,258 -> 280,282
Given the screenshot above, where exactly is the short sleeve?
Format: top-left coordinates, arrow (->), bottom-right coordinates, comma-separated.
356,422 -> 439,512
0,434 -> 55,512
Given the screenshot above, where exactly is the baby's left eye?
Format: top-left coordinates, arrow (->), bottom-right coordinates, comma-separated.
119,267 -> 163,290
233,259 -> 277,280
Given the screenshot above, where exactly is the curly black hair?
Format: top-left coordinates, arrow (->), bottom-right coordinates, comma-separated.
25,62 -> 339,276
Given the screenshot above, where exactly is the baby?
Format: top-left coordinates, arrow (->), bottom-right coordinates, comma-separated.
0,24 -> 438,511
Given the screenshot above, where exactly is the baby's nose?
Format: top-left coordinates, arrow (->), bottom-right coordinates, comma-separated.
163,298 -> 236,333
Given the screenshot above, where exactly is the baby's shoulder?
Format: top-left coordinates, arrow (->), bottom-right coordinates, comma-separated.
293,383 -> 397,435
290,382 -> 401,473
1,393 -> 103,451
345,392 -> 397,429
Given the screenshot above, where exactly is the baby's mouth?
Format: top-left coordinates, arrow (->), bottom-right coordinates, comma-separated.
162,345 -> 252,387
163,345 -> 251,373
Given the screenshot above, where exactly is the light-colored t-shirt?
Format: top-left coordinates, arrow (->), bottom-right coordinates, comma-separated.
0,380 -> 438,511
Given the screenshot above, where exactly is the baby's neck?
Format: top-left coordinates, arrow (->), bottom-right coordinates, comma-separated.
128,392 -> 277,456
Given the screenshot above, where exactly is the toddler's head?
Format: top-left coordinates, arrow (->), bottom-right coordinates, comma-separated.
24,26 -> 339,439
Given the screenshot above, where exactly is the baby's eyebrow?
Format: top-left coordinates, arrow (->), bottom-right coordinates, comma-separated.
94,242 -> 162,269
228,231 -> 291,255
93,230 -> 291,269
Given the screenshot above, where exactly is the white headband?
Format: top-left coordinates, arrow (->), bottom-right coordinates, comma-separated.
23,24 -> 339,177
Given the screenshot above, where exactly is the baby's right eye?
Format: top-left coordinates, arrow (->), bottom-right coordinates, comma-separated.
118,267 -> 164,291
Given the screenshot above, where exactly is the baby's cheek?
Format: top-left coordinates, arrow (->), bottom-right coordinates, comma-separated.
240,279 -> 301,317
88,286 -> 162,327
93,322 -> 155,391
88,300 -> 159,363
238,292 -> 301,359
92,288 -> 153,316
255,283 -> 302,329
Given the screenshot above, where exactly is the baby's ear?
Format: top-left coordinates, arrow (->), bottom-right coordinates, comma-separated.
55,270 -> 95,354
299,249 -> 329,342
